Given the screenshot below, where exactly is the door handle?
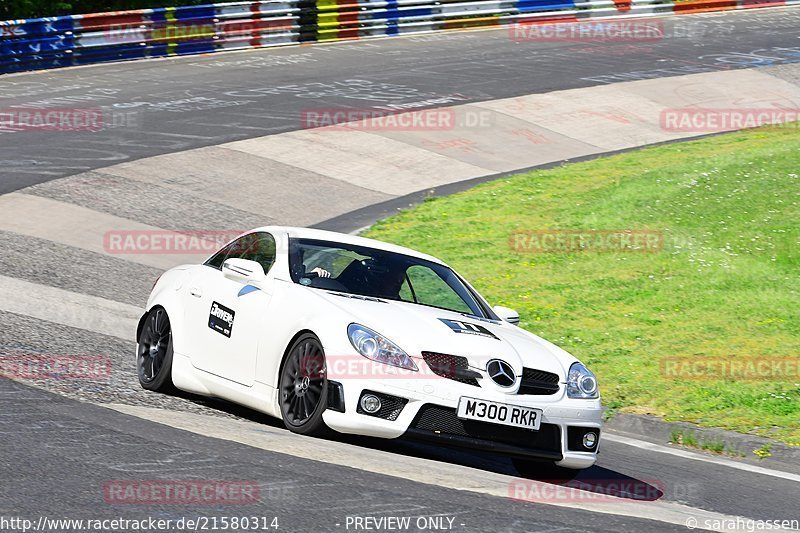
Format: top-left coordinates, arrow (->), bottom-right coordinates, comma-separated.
189,286 -> 203,298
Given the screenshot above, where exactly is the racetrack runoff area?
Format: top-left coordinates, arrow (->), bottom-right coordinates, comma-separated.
3,63 -> 799,237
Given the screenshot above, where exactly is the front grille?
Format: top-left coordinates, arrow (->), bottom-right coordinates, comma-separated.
422,352 -> 480,386
356,390 -> 408,421
410,405 -> 561,452
518,367 -> 560,395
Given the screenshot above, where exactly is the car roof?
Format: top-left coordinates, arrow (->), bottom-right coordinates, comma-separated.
252,226 -> 446,266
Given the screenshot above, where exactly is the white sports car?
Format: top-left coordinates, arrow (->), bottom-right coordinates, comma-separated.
137,226 -> 602,474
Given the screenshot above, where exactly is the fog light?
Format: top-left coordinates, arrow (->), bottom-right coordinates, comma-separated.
583,432 -> 597,449
360,394 -> 382,414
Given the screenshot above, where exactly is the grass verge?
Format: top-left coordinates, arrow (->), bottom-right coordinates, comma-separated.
364,126 -> 800,445
669,429 -> 744,457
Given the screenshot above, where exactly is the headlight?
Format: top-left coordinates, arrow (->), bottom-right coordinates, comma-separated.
567,362 -> 599,399
347,324 -> 418,371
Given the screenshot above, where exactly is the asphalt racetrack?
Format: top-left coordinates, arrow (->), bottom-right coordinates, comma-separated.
1,8 -> 800,192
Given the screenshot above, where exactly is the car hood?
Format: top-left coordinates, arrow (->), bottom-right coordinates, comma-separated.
304,288 -> 576,379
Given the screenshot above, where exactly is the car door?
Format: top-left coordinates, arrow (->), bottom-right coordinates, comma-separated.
184,232 -> 277,387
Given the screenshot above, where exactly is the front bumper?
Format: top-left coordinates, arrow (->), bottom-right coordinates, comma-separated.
322,378 -> 602,470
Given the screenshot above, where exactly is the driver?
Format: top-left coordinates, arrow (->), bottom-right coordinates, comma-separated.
309,267 -> 331,278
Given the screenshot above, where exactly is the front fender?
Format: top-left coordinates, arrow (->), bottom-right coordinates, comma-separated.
136,311 -> 149,341
141,265 -> 194,355
257,284 -> 353,389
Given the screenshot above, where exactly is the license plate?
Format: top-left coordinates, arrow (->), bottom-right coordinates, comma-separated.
457,397 -> 542,430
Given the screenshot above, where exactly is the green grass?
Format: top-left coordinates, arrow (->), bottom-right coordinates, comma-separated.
364,126 -> 800,445
671,429 -> 699,448
670,429 -> 744,456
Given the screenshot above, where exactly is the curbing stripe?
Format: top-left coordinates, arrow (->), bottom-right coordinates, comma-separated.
0,275 -> 140,341
0,193 -> 217,271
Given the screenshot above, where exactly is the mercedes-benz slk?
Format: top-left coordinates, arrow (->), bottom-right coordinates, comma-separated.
137,226 -> 602,476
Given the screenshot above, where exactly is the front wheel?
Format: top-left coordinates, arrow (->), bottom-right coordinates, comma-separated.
136,307 -> 175,393
279,334 -> 330,437
511,458 -> 581,481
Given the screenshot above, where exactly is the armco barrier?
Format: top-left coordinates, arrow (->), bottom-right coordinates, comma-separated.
0,0 -> 797,74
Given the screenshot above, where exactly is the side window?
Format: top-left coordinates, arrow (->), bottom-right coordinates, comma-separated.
405,265 -> 472,314
240,233 -> 276,274
205,233 -> 276,275
205,237 -> 245,270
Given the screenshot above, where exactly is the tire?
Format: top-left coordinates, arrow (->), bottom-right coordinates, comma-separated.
136,307 -> 175,393
511,458 -> 581,481
279,334 -> 330,437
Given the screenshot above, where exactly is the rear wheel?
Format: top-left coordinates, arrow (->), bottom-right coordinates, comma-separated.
279,334 -> 329,436
511,458 -> 581,481
137,307 -> 175,393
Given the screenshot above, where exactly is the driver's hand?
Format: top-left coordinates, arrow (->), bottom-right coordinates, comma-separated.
310,267 -> 331,278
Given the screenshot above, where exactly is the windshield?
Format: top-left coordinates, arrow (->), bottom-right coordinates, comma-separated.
288,238 -> 493,318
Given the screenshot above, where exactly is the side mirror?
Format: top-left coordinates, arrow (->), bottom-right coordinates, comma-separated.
222,258 -> 266,284
493,305 -> 520,325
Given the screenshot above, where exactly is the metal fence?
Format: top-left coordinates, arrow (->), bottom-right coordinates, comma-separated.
1,0 -> 796,74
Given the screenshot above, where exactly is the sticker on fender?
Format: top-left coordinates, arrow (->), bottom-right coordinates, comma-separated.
457,397 -> 542,430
